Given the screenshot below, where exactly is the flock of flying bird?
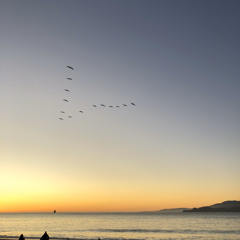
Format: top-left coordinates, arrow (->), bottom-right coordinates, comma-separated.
58,66 -> 136,120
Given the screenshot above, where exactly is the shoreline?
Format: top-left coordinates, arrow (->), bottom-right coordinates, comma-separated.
0,238 -> 69,240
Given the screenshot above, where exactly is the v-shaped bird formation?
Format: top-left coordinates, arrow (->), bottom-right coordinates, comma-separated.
58,66 -> 136,120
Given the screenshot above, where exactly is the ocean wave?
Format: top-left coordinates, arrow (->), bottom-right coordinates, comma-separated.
89,228 -> 240,234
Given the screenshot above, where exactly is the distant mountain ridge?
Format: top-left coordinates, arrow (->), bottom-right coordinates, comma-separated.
140,208 -> 190,214
183,200 -> 240,212
210,200 -> 240,208
155,208 -> 190,213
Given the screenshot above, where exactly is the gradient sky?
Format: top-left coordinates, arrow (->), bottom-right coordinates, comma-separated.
0,0 -> 239,212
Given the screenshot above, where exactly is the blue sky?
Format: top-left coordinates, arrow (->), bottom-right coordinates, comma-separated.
0,0 -> 239,212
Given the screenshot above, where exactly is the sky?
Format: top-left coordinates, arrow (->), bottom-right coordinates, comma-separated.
0,0 -> 239,212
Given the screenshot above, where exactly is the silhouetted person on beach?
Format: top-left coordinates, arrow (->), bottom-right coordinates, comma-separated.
19,234 -> 25,240
40,231 -> 49,240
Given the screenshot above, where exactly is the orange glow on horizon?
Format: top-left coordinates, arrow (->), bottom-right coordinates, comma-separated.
1,154 -> 239,213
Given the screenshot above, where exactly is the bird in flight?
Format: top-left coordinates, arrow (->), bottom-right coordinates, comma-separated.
109,106 -> 113,108
79,111 -> 83,113
100,104 -> 105,107
60,111 -> 65,113
68,116 -> 72,118
64,89 -> 70,92
116,106 -> 120,108
58,118 -> 63,120
123,104 -> 127,106
93,105 -> 97,107
63,99 -> 69,102
66,78 -> 72,80
131,102 -> 136,106
67,66 -> 74,70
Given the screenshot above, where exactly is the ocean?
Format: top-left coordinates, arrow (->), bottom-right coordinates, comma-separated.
0,212 -> 240,240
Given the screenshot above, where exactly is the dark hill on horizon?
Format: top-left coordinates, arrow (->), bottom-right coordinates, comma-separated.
183,200 -> 240,212
140,208 -> 190,214
210,200 -> 240,208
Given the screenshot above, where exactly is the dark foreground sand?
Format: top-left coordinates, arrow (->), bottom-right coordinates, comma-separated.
0,238 -> 17,240
0,238 -> 67,240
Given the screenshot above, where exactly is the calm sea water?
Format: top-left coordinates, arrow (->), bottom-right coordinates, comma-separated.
0,213 -> 240,240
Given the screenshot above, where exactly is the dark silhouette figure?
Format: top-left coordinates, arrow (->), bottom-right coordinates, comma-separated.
60,111 -> 65,113
131,102 -> 136,106
66,66 -> 74,70
40,232 -> 49,240
79,111 -> 83,113
100,104 -> 105,107
109,106 -> 113,108
92,105 -> 97,107
66,78 -> 72,80
19,234 -> 25,240
58,118 -> 63,120
68,116 -> 72,118
64,89 -> 70,92
63,99 -> 69,102
123,104 -> 127,106
116,106 -> 120,108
